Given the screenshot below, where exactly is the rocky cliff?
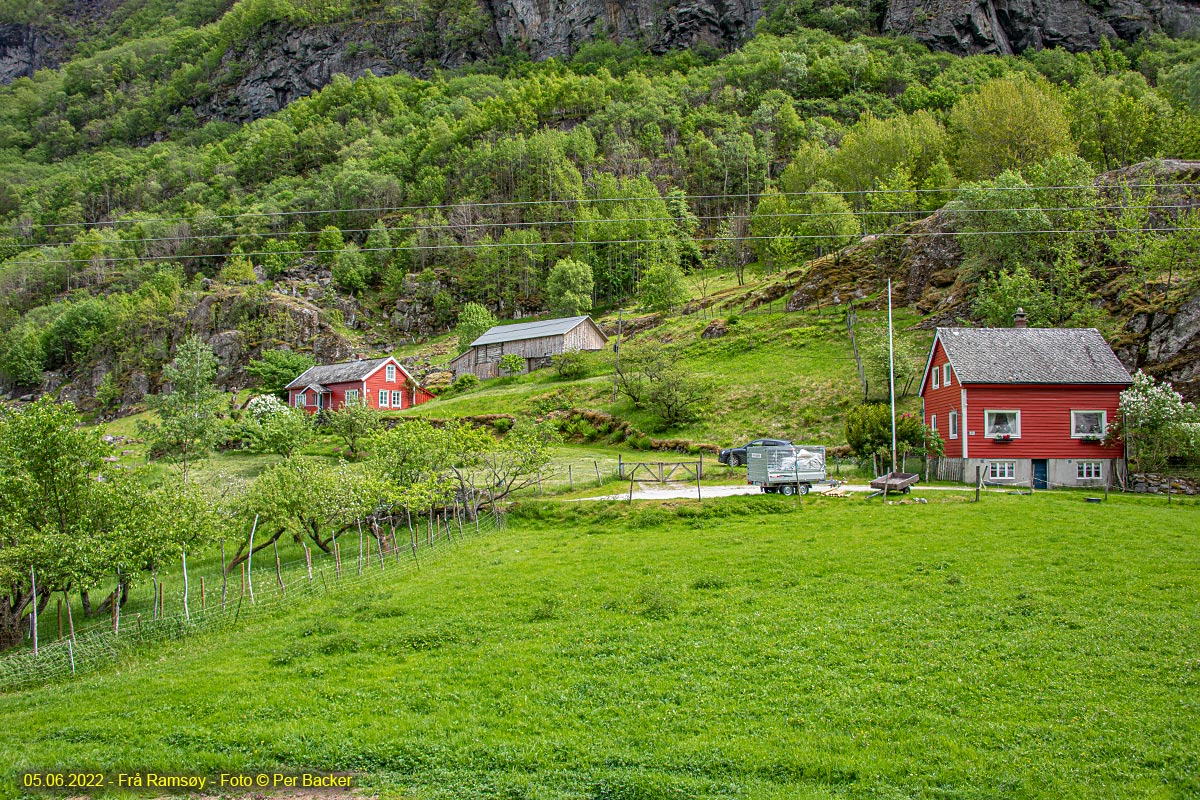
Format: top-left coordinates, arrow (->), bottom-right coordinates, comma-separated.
883,0 -> 1199,55
0,23 -> 62,84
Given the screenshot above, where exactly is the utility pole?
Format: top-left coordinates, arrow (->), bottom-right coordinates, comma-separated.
611,308 -> 623,403
887,277 -> 897,475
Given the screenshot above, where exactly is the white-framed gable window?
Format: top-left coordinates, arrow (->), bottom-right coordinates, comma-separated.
984,409 -> 1021,438
989,461 -> 1015,480
1071,410 -> 1107,438
378,390 -> 389,407
386,364 -> 396,382
932,367 -> 940,389
1077,461 -> 1103,480
949,410 -> 959,439
943,364 -> 951,386
391,390 -> 403,408
931,414 -> 937,434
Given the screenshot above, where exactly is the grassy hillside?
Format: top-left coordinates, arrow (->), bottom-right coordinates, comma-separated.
1,492 -> 1196,798
404,304 -> 924,448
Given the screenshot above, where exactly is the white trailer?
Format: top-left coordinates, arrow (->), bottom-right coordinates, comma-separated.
746,444 -> 838,495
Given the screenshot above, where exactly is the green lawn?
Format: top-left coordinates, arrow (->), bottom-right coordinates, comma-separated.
2,493 -> 1197,799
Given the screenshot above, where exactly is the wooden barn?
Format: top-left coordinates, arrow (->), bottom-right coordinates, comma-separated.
921,311 -> 1132,488
286,356 -> 434,413
449,315 -> 608,380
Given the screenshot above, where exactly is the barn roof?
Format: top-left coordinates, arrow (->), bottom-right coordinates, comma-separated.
285,357 -> 393,390
930,327 -> 1133,386
470,316 -> 604,347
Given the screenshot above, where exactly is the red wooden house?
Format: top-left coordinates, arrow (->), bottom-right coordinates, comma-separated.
285,356 -> 433,413
921,312 -> 1132,488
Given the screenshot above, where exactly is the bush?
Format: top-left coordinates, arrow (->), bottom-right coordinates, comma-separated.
492,416 -> 513,433
450,373 -> 479,394
499,353 -> 525,376
552,348 -> 589,380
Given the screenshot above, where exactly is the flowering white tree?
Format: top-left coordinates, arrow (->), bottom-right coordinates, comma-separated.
1109,371 -> 1199,473
246,394 -> 287,420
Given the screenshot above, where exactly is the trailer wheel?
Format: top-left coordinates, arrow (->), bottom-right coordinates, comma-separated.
781,485 -> 796,496
798,484 -> 810,495
902,487 -> 911,494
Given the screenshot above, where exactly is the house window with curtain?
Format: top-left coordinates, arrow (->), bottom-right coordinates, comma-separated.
386,364 -> 396,382
391,390 -> 403,408
379,390 -> 389,407
1071,410 -> 1107,438
984,410 -> 1020,438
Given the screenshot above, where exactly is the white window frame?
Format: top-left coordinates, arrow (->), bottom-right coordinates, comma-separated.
378,390 -> 389,407
949,410 -> 959,439
386,364 -> 396,382
984,409 -> 1021,439
932,367 -> 940,390
989,461 -> 1016,480
391,390 -> 403,408
943,364 -> 951,386
345,389 -> 359,405
931,414 -> 937,435
295,392 -> 306,407
1077,461 -> 1103,480
1070,410 -> 1107,438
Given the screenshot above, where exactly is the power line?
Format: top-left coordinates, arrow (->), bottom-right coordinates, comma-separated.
16,182 -> 1195,232
6,225 -> 1199,268
21,202 -> 1197,251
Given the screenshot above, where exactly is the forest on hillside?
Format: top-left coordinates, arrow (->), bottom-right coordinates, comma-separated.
0,0 -> 1199,394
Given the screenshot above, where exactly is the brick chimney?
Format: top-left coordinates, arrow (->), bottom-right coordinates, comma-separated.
1013,308 -> 1028,328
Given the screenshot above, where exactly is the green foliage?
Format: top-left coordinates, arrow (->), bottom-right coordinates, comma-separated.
498,353 -> 525,376
844,403 -> 935,465
219,246 -> 257,284
639,260 -> 688,313
316,226 -> 345,268
615,341 -> 711,429
449,373 -> 479,394
364,220 -> 392,281
455,303 -> 496,354
246,349 -> 316,395
552,348 -> 589,380
248,404 -> 312,458
332,243 -> 367,293
137,334 -> 221,477
324,398 -> 384,458
950,76 -> 1076,181
545,258 -> 594,317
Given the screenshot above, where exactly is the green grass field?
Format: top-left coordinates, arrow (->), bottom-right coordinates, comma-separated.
2,492 -> 1197,799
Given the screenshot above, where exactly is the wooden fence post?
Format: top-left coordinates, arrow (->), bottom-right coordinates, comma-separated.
618,454 -> 623,480
975,465 -> 982,502
181,550 -> 190,624
568,465 -> 573,491
303,543 -> 313,583
273,538 -> 285,596
64,590 -> 74,642
221,541 -> 228,610
30,568 -> 37,655
595,460 -> 602,486
357,519 -> 365,575
628,475 -> 635,504
247,515 -> 258,604
57,598 -> 62,641
200,576 -> 206,613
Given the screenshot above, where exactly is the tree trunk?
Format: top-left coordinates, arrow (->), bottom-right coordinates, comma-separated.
0,593 -> 31,651
80,589 -> 92,616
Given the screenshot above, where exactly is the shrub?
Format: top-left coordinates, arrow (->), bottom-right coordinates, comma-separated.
492,416 -> 513,433
553,348 -> 589,380
450,373 -> 479,394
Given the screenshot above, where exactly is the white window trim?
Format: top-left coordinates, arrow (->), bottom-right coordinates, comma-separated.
949,410 -> 959,439
989,461 -> 1016,480
932,368 -> 940,389
931,414 -> 937,435
345,389 -> 359,405
386,364 -> 396,383
295,392 -> 306,407
378,390 -> 389,407
1077,460 -> 1103,480
984,409 -> 1021,439
391,390 -> 403,408
1070,410 -> 1107,438
943,364 -> 951,386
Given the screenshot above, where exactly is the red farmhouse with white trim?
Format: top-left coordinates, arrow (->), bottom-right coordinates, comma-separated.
921,311 -> 1132,488
285,356 -> 433,413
